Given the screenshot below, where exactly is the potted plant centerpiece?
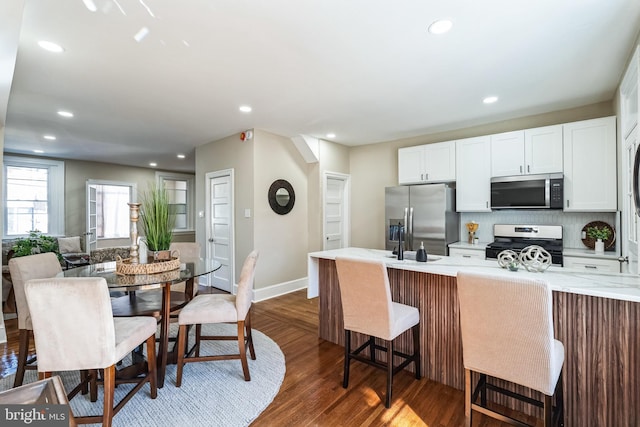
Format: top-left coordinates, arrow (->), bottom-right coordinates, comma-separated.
586,225 -> 612,254
139,184 -> 175,262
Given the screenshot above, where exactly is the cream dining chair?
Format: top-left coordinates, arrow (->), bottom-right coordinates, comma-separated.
24,277 -> 158,427
334,256 -> 421,408
175,250 -> 259,385
456,271 -> 564,427
8,252 -> 62,387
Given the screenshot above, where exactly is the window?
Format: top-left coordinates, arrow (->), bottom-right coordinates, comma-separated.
156,172 -> 194,232
3,156 -> 64,237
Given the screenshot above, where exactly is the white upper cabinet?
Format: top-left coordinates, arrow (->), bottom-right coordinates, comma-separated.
490,131 -> 525,176
620,46 -> 639,140
563,116 -> 617,211
398,140 -> 455,184
456,136 -> 491,212
491,125 -> 563,177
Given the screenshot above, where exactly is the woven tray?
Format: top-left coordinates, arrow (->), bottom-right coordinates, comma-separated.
116,268 -> 182,285
116,256 -> 181,276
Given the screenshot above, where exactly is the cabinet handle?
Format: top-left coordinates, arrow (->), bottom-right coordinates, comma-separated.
462,255 -> 471,258
519,165 -> 523,173
426,173 -> 429,180
585,265 -> 598,269
421,173 -> 424,181
527,165 -> 530,173
486,201 -> 489,209
566,199 -> 570,208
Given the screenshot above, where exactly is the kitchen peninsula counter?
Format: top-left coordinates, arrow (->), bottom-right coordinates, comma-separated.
308,247 -> 640,426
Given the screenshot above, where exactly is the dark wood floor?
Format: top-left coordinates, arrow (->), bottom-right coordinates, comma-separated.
0,289 -> 539,426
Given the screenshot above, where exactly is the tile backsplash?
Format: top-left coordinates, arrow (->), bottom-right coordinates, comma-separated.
460,211 -> 620,253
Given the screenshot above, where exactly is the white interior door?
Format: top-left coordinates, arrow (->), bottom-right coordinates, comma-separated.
86,183 -> 97,253
323,172 -> 350,250
206,170 -> 234,292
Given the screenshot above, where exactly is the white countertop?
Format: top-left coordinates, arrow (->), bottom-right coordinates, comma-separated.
308,247 -> 640,303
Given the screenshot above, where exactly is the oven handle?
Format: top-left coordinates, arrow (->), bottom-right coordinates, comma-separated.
633,144 -> 640,217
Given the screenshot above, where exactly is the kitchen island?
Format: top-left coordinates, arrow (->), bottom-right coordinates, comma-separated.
308,248 -> 640,426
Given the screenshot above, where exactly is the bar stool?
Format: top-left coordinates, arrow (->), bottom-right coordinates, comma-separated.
334,256 -> 421,408
456,271 -> 564,427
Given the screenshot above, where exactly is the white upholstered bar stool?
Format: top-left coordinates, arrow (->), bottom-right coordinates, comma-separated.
334,256 -> 421,408
25,277 -> 158,427
456,271 -> 564,427
8,252 -> 62,387
175,250 -> 259,385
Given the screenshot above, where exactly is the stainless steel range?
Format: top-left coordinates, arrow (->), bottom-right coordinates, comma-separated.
485,224 -> 563,266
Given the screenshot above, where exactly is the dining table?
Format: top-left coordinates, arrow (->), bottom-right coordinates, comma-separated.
61,257 -> 222,388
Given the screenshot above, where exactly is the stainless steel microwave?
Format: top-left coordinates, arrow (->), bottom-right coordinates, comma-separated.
490,173 -> 564,209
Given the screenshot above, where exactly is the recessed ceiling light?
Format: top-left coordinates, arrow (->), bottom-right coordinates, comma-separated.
428,20 -> 453,35
57,110 -> 74,118
239,105 -> 252,113
483,96 -> 499,104
149,162 -> 157,167
33,150 -> 44,154
177,154 -> 186,159
326,133 -> 336,139
43,135 -> 57,140
133,27 -> 149,42
38,40 -> 65,53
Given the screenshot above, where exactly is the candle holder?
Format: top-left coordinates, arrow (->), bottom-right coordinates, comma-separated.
128,202 -> 141,264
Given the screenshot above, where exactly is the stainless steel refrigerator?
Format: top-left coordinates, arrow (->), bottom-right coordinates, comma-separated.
385,183 -> 459,256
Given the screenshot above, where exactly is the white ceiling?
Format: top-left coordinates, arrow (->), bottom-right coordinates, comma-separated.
2,0 -> 640,173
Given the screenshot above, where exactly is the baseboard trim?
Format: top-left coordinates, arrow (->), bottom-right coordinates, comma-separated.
234,277 -> 308,302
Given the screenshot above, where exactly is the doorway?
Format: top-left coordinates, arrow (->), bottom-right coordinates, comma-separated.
323,172 -> 350,250
205,169 -> 234,292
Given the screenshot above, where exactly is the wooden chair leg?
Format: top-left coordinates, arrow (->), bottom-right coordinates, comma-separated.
464,369 -> 472,427
544,394 -> 553,426
412,323 -> 421,379
175,324 -> 187,387
343,330 -> 351,388
245,310 -> 256,360
102,365 -> 115,427
195,324 -> 202,357
89,369 -> 98,402
14,329 -> 30,387
237,320 -> 251,381
146,334 -> 157,398
385,339 -> 393,408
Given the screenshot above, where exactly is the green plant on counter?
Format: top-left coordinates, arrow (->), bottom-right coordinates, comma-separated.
139,183 -> 176,252
586,226 -> 612,241
11,230 -> 61,260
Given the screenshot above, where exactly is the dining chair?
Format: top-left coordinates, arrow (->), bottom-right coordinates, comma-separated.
334,256 -> 421,408
457,271 -> 564,427
8,252 -> 63,387
175,250 -> 259,385
24,277 -> 158,427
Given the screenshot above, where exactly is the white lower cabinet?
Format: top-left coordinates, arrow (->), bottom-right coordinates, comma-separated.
563,256 -> 620,273
449,247 -> 486,260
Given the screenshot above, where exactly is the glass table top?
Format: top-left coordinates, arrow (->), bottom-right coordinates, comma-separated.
61,258 -> 222,291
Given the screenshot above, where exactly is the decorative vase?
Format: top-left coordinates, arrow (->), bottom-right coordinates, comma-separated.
595,239 -> 605,254
468,231 -> 475,244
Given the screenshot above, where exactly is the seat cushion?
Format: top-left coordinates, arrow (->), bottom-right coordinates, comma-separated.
389,302 -> 420,340
114,316 -> 157,362
178,294 -> 238,325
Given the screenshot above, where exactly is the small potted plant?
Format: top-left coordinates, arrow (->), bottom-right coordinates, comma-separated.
139,184 -> 175,262
11,230 -> 62,261
586,226 -> 612,254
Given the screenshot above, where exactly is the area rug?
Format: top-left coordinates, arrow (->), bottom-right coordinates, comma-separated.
0,324 -> 286,427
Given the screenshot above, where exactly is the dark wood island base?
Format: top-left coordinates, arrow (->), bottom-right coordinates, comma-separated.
317,258 -> 640,426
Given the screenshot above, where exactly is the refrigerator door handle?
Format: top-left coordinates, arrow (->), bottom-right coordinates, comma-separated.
403,207 -> 409,250
409,207 -> 414,251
